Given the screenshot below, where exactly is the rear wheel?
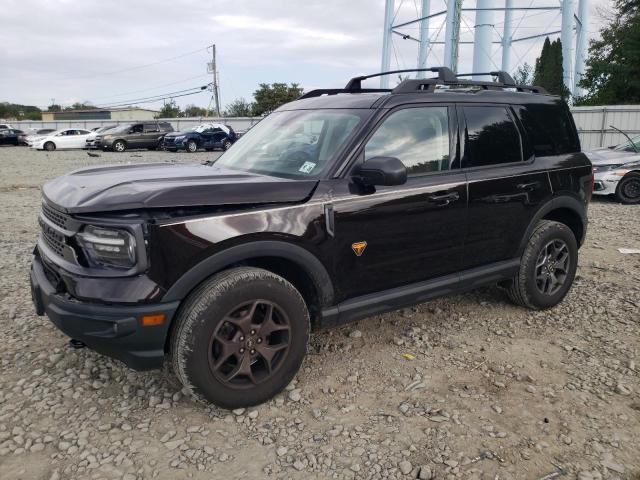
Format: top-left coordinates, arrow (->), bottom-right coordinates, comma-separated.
507,220 -> 577,310
615,172 -> 640,204
170,267 -> 310,408
43,142 -> 56,151
223,139 -> 233,151
113,140 -> 126,152
186,140 -> 198,153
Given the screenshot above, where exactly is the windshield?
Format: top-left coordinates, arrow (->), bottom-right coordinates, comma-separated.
213,109 -> 368,179
614,134 -> 640,152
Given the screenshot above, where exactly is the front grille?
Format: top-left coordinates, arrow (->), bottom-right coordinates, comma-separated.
41,220 -> 66,257
42,202 -> 70,229
163,137 -> 176,146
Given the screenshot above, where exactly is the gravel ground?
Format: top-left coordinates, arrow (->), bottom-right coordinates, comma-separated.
0,145 -> 638,480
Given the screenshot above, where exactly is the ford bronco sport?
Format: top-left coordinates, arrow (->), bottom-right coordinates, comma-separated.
30,68 -> 592,408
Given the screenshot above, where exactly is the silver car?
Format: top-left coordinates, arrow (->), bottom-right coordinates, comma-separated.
586,130 -> 640,204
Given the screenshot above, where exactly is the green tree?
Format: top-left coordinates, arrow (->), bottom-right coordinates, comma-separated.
252,83 -> 303,116
0,102 -> 42,120
157,100 -> 181,118
224,98 -> 253,117
576,0 -> 640,105
533,37 -> 569,97
513,62 -> 533,85
183,104 -> 208,117
65,102 -> 95,111
47,104 -> 62,112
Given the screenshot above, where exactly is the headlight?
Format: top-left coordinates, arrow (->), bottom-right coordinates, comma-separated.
174,135 -> 186,141
77,225 -> 136,268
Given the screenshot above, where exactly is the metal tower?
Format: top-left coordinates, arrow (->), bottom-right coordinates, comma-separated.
380,0 -> 590,96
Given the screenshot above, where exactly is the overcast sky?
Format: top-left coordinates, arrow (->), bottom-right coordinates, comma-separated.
0,0 -> 612,112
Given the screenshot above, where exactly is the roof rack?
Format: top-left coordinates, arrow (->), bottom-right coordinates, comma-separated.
298,67 -> 547,100
393,68 -> 547,94
298,67 -> 457,99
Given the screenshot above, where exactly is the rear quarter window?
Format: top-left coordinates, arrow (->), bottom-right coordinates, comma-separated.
515,103 -> 580,156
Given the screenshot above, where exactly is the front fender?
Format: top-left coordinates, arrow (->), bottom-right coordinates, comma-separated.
162,240 -> 334,306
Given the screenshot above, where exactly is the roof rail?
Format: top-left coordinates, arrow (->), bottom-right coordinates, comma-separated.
392,68 -> 548,95
297,67 -> 457,100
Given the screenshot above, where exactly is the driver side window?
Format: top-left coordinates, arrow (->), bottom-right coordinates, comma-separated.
364,107 -> 451,176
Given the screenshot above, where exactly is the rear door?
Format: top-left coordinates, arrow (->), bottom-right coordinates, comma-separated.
459,104 -> 552,269
330,105 -> 468,299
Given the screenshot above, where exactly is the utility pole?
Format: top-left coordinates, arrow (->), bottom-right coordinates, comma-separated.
207,44 -> 221,118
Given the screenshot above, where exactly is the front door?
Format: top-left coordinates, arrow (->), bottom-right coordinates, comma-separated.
329,105 -> 468,300
458,104 -> 552,268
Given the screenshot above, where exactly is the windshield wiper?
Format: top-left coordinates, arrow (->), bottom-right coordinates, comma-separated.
610,125 -> 639,153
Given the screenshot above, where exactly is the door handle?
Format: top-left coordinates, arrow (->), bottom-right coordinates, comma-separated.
427,191 -> 460,206
517,181 -> 541,191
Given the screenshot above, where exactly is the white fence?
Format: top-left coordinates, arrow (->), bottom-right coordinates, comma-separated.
9,117 -> 261,133
8,105 -> 640,152
571,105 -> 640,150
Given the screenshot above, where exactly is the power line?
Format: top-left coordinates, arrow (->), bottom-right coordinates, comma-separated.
89,74 -> 210,101
95,89 -> 210,109
95,84 -> 211,109
60,45 -> 210,81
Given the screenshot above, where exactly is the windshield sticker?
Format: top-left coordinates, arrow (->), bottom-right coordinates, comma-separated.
299,161 -> 316,174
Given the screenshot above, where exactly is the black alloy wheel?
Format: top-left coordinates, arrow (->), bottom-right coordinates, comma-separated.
534,239 -> 570,296
208,300 -> 291,387
615,172 -> 640,204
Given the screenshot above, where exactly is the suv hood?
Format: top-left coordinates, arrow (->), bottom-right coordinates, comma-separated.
42,163 -> 318,214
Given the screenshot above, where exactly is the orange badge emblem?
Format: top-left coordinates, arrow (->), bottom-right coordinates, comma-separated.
351,241 -> 367,257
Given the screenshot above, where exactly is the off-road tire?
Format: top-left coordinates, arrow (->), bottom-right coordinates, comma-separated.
113,140 -> 126,152
615,172 -> 640,204
170,267 -> 310,409
44,141 -> 56,151
186,140 -> 198,153
507,220 -> 578,310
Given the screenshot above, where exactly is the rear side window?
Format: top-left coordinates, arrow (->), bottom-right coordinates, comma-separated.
144,123 -> 160,133
364,106 -> 451,176
462,106 -> 522,167
515,104 -> 579,156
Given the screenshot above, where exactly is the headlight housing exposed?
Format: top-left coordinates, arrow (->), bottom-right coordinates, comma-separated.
174,135 -> 186,142
77,225 -> 137,268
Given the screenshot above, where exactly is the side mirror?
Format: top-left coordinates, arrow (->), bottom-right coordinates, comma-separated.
352,156 -> 407,187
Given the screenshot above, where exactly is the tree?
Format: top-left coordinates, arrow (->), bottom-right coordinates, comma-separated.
252,83 -> 304,116
157,100 -> 181,118
513,62 -> 533,85
183,104 -> 208,117
533,37 -> 569,98
576,0 -> 640,105
47,104 -> 62,112
0,102 -> 42,120
65,102 -> 95,111
224,98 -> 253,117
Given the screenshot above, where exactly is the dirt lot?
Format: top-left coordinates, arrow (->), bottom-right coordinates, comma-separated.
0,145 -> 638,480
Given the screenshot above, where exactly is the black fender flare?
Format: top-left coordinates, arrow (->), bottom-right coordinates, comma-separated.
162,240 -> 334,306
517,196 -> 587,256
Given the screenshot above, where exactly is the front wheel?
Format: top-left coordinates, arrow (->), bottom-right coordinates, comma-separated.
506,220 -> 578,310
43,142 -> 56,151
170,267 -> 310,409
113,140 -> 126,152
222,139 -> 233,151
615,172 -> 640,204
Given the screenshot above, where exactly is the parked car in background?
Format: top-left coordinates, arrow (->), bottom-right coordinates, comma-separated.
30,129 -> 92,151
85,125 -> 116,149
0,123 -> 13,130
585,128 -> 640,204
162,123 -> 237,152
94,122 -> 173,152
24,128 -> 56,146
0,129 -> 25,146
